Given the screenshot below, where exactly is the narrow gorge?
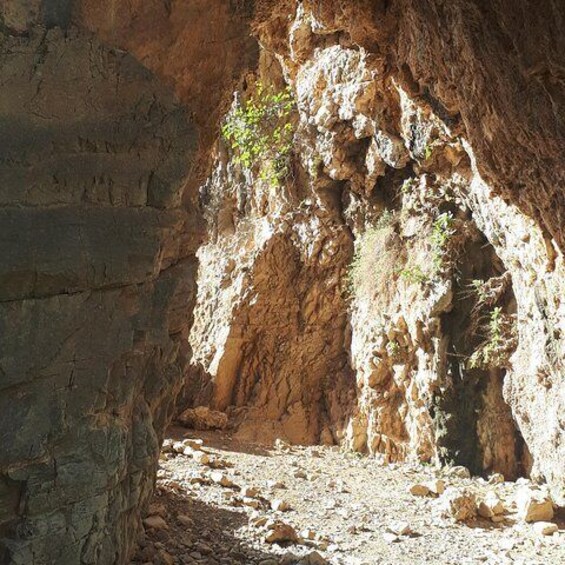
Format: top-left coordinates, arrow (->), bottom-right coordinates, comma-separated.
0,1 -> 563,564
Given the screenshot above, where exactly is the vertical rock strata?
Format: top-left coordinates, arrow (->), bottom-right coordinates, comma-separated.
0,2 -> 254,563
190,0 -> 564,506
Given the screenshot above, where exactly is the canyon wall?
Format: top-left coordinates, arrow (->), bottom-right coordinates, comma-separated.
189,0 -> 564,506
0,1 -> 563,563
0,2 -> 254,563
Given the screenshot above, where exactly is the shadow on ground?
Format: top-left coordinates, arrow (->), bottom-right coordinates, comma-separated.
131,486 -> 296,564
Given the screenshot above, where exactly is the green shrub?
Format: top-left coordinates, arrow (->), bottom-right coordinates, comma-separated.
431,212 -> 456,272
468,307 -> 516,369
399,265 -> 428,285
222,83 -> 295,187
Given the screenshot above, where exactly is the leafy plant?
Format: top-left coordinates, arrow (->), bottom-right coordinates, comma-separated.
374,209 -> 394,230
399,265 -> 428,285
386,340 -> 400,358
468,307 -> 517,369
222,83 -> 295,187
400,177 -> 417,194
430,212 -> 456,272
469,279 -> 488,304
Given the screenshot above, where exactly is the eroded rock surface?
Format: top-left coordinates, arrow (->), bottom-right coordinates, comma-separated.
0,2 -> 254,563
188,0 -> 564,507
1,0 -> 564,563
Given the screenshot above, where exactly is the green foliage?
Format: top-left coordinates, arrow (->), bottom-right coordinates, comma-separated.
374,209 -> 394,230
399,265 -> 428,285
386,340 -> 400,358
308,154 -> 323,179
468,307 -> 516,369
222,83 -> 295,187
431,212 -> 456,272
400,177 -> 417,194
469,279 -> 488,304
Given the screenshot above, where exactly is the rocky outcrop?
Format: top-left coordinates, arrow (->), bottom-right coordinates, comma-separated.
188,0 -> 564,507
0,2 -> 254,563
1,0 -> 563,563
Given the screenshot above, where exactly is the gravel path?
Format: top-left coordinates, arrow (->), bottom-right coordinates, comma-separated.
132,428 -> 564,565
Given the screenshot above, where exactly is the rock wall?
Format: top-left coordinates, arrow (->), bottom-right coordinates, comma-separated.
0,2 -> 254,563
0,0 -> 563,563
189,0 -> 564,506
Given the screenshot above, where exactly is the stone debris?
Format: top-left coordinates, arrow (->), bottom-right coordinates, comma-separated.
425,479 -> 446,495
439,488 -> 477,522
177,406 -> 228,430
182,438 -> 204,450
192,451 -> 211,465
532,522 -> 559,536
275,438 -> 293,452
382,532 -> 400,544
158,549 -> 174,565
300,528 -> 317,540
252,516 -> 269,528
410,483 -> 430,496
515,488 -> 554,522
265,522 -> 300,544
161,439 -> 175,453
478,491 -> 506,519
387,521 -> 413,536
143,515 -> 168,530
242,485 -> 260,498
210,471 -> 235,487
172,441 -> 185,454
488,473 -> 505,485
176,514 -> 194,527
447,466 -> 472,479
271,498 -> 292,512
267,480 -> 287,489
299,550 -> 328,564
135,433 -> 565,565
243,497 -> 261,509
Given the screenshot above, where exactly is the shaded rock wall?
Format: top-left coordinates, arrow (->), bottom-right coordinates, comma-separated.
0,2 -> 254,563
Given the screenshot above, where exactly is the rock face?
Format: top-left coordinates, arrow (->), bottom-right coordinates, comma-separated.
0,0 -> 564,563
188,0 -> 564,507
0,2 -> 254,564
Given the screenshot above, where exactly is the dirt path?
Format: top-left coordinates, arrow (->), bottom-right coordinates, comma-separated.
132,428 -> 564,565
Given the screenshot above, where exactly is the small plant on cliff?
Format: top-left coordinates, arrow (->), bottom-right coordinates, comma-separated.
468,306 -> 517,369
399,265 -> 428,285
430,211 -> 456,272
222,83 -> 295,187
346,210 -> 398,298
386,340 -> 401,358
468,279 -> 489,304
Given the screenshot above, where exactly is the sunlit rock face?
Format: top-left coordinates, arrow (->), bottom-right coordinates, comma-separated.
189,0 -> 564,506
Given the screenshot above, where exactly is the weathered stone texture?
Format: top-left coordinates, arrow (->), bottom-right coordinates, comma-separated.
0,1 -> 254,563
190,0 -> 564,506
0,0 -> 563,562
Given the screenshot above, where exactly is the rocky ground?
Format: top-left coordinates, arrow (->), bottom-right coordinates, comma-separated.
132,426 -> 564,565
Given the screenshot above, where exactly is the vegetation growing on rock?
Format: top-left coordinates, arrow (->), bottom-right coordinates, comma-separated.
222,83 -> 295,188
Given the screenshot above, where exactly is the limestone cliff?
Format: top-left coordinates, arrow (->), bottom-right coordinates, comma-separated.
0,1 -> 563,563
0,2 -> 254,563
188,0 -> 564,509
